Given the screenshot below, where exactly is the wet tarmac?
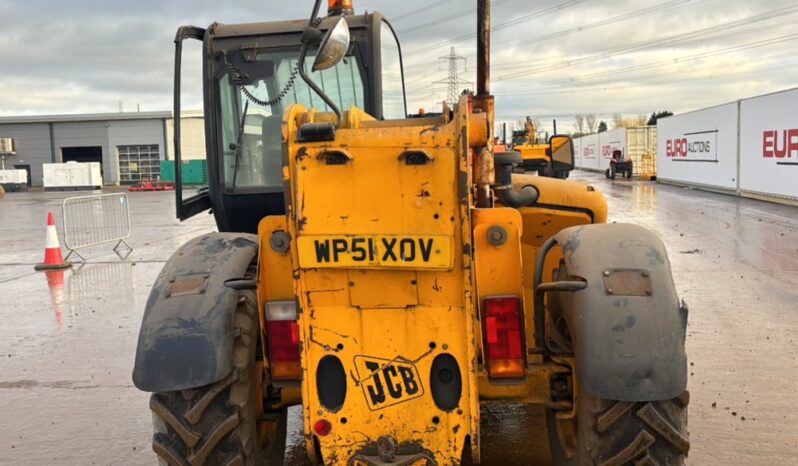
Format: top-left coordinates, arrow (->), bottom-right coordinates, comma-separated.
0,173 -> 796,465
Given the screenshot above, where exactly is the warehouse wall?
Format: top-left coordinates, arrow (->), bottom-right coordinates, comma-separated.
0,115 -> 171,187
656,103 -> 739,192
52,122 -> 113,183
108,120 -> 165,157
166,114 -> 206,161
739,88 -> 798,201
0,123 -> 51,186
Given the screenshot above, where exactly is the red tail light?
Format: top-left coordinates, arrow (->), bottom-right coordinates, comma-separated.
483,296 -> 525,379
314,419 -> 332,436
266,301 -> 301,381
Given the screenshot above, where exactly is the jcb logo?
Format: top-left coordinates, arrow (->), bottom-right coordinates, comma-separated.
354,356 -> 424,410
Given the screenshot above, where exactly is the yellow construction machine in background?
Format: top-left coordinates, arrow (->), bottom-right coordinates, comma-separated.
511,117 -> 573,178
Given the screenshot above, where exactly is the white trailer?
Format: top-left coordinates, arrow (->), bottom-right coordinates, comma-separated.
656,103 -> 739,192
0,169 -> 28,192
739,88 -> 798,202
43,162 -> 103,191
574,127 -> 657,177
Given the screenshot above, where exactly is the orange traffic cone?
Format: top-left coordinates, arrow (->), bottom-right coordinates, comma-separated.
34,211 -> 72,271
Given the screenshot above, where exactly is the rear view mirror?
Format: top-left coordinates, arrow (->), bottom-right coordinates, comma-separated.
549,135 -> 574,172
313,16 -> 350,71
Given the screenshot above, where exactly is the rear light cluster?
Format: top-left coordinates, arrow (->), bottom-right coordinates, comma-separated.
483,296 -> 526,379
265,301 -> 301,381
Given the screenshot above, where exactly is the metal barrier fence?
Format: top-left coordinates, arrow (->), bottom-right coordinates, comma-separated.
62,193 -> 133,260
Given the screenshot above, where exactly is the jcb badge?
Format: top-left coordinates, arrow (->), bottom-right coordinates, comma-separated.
354,356 -> 424,410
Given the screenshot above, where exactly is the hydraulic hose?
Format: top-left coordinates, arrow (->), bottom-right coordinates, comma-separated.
533,236 -> 559,353
496,184 -> 539,208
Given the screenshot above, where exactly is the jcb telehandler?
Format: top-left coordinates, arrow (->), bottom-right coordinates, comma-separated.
511,117 -> 572,179
133,1 -> 690,464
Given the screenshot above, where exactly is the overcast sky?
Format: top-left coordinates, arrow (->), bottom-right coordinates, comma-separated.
1,0 -> 796,133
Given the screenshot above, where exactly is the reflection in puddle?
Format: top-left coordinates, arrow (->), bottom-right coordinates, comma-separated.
67,263 -> 137,317
628,183 -> 657,213
40,263 -> 139,324
43,270 -> 66,325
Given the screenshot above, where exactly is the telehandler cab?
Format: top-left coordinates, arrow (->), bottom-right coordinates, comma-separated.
133,1 -> 690,465
511,118 -> 572,179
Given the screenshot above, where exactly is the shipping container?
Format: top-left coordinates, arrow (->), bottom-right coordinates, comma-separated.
579,133 -> 599,171
574,127 -> 657,177
160,160 -> 208,185
43,162 -> 102,191
656,102 -> 739,192
739,88 -> 798,202
626,127 -> 658,179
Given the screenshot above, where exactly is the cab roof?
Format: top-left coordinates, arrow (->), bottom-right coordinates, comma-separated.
209,13 -> 375,39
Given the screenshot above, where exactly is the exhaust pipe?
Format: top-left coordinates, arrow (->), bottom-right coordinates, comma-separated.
477,0 -> 490,96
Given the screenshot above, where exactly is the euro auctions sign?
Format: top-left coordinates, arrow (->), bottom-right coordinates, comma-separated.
762,129 -> 798,163
739,88 -> 798,199
665,130 -> 718,162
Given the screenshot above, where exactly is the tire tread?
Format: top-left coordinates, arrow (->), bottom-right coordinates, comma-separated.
149,287 -> 267,466
636,402 -> 690,455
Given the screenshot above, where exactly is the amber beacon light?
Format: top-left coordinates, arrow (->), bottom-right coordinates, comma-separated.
328,0 -> 354,15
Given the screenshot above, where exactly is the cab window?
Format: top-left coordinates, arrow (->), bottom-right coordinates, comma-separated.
218,49 -> 366,191
380,21 -> 406,119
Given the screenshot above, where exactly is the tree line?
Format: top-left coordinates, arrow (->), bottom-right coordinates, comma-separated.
571,111 -> 673,137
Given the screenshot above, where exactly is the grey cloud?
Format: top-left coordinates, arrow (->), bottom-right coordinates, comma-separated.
0,0 -> 796,128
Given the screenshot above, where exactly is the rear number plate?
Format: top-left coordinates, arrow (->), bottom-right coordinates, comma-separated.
297,235 -> 452,269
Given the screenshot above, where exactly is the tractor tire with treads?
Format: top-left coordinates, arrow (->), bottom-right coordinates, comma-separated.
545,259 -> 689,466
149,289 -> 287,466
547,391 -> 689,466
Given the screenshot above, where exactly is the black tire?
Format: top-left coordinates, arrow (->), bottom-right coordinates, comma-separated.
609,169 -> 616,180
149,289 -> 287,466
547,392 -> 690,466
605,169 -> 610,179
625,169 -> 633,179
545,262 -> 689,466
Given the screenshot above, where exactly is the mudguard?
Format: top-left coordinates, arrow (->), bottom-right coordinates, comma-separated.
553,223 -> 687,401
132,233 -> 258,392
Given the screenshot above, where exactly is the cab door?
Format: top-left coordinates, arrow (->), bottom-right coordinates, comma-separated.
173,26 -> 212,220
375,18 -> 407,119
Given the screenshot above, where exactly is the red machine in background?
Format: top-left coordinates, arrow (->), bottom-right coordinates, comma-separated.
606,149 -> 633,179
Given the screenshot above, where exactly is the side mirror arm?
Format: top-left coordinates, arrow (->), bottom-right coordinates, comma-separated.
297,1 -> 344,128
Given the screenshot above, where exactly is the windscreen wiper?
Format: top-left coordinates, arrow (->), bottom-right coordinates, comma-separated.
231,99 -> 249,188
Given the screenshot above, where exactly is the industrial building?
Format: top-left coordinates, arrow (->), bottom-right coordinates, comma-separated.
0,112 -> 205,187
